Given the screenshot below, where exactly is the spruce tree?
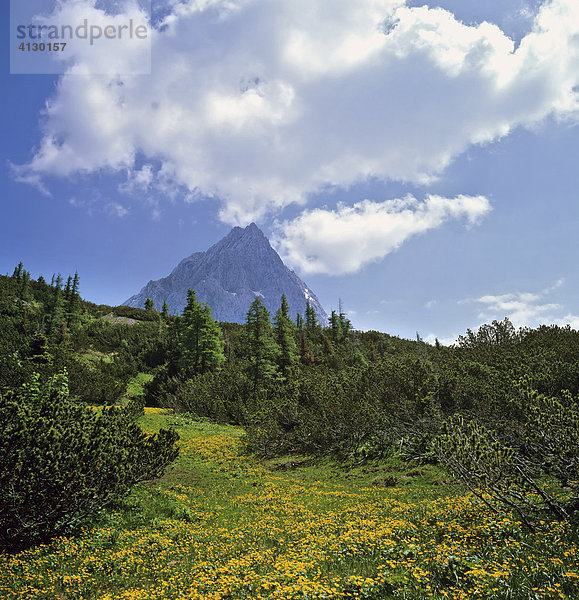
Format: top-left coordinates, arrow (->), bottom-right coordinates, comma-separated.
144,298 -> 155,312
161,300 -> 170,318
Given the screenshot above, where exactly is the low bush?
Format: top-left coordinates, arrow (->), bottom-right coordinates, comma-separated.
0,371 -> 179,552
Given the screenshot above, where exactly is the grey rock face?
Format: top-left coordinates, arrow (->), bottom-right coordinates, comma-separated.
123,223 -> 328,325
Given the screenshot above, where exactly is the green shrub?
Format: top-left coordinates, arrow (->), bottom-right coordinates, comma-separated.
436,380 -> 579,527
0,371 -> 179,552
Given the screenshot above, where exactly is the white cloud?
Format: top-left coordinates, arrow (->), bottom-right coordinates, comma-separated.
15,0 -> 579,224
466,279 -> 579,329
273,194 -> 491,274
425,299 -> 437,309
424,333 -> 459,347
105,202 -> 130,218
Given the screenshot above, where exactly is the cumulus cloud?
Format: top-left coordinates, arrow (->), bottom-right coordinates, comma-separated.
273,194 -> 491,274
15,0 -> 579,224
464,279 -> 579,329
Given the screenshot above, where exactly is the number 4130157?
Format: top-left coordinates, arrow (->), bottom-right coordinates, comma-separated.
18,42 -> 67,52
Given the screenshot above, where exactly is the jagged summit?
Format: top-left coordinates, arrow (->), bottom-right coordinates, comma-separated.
123,224 -> 328,325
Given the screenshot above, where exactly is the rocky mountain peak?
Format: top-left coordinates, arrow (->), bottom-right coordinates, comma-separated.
124,224 -> 328,325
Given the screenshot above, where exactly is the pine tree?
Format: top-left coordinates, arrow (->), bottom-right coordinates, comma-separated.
161,300 -> 170,318
274,294 -> 298,379
144,298 -> 155,311
246,296 -> 279,389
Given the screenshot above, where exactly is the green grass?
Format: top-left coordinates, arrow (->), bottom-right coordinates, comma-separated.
77,349 -> 116,366
1,410 -> 577,600
125,372 -> 154,399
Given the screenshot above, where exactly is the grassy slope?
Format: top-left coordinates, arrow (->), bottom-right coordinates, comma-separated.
1,410 -> 577,600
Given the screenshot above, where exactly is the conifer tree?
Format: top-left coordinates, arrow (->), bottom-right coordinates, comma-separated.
161,300 -> 170,318
305,302 -> 320,336
12,262 -> 23,282
246,296 -> 279,389
64,276 -> 73,303
321,332 -> 334,356
19,269 -> 31,301
330,310 -> 341,343
48,275 -> 65,336
144,298 -> 155,311
67,273 -> 81,327
299,330 -> 315,365
28,332 -> 52,365
296,313 -> 303,330
330,309 -> 352,344
179,290 -> 225,375
274,294 -> 298,379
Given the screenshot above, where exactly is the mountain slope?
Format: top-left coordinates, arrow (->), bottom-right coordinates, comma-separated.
123,223 -> 328,324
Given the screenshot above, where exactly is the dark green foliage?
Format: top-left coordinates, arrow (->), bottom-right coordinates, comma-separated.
305,302 -> 320,337
144,298 -> 155,311
28,332 -> 52,365
159,366 -> 251,424
246,296 -> 280,389
48,274 -> 65,336
111,305 -> 160,322
436,381 -> 579,526
12,262 -> 24,281
0,371 -> 179,552
299,330 -> 315,365
274,294 -> 298,379
66,272 -> 81,327
329,309 -> 351,344
178,290 -> 225,375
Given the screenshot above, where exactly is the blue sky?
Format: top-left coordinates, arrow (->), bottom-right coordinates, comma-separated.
2,0 -> 579,342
